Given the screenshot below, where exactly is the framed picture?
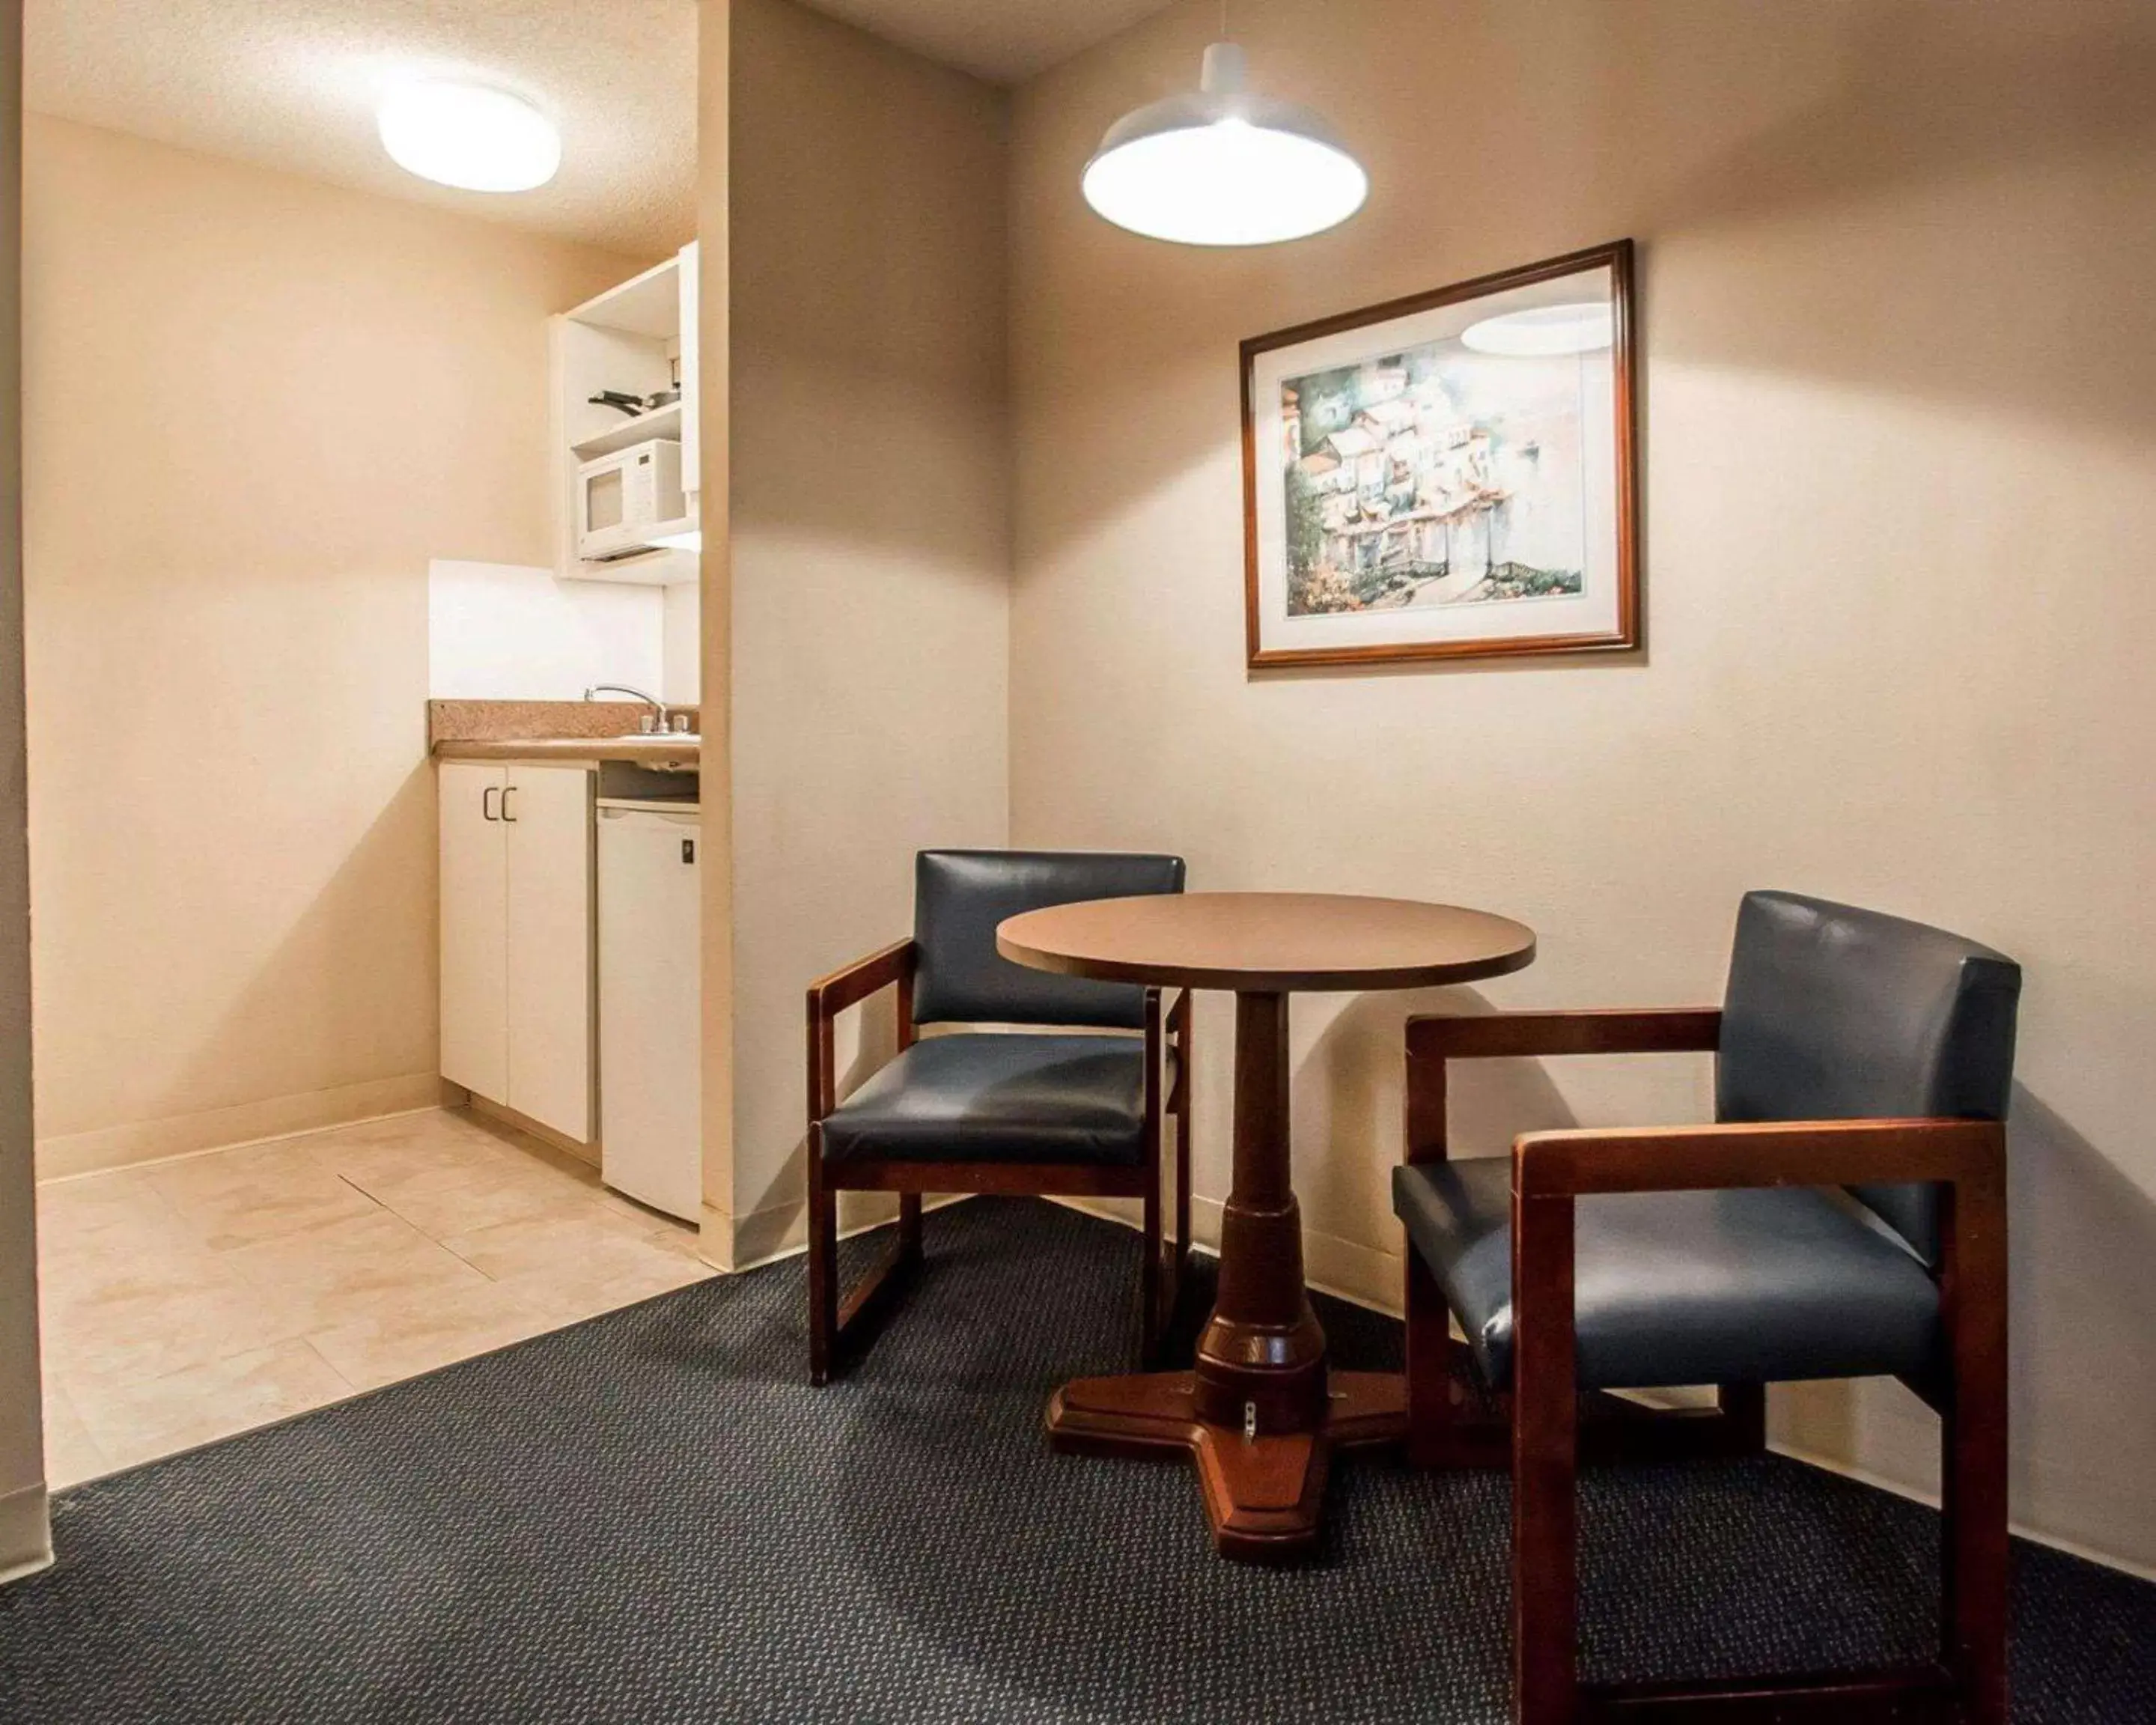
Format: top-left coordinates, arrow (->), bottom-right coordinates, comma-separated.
1241,239 -> 1638,669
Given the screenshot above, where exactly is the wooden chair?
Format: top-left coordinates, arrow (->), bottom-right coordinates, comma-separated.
805,849 -> 1192,1386
1395,890 -> 2021,1724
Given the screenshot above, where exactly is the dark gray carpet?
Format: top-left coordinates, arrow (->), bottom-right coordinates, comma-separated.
1,1197 -> 2152,1723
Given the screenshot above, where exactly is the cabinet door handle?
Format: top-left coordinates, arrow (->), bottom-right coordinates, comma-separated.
482,786 -> 500,822
502,785 -> 519,823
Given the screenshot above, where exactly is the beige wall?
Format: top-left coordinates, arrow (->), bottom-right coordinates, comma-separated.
22,115 -> 647,1177
719,0 -> 1009,1261
1008,0 -> 2156,1571
0,0 -> 51,1583
697,0 -> 735,1248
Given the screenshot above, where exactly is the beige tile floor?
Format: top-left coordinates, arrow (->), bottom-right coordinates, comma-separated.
36,1107 -> 714,1486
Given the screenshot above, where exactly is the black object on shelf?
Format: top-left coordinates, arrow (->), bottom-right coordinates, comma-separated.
589,388 -> 683,419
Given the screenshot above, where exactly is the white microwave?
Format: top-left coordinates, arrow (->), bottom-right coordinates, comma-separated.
576,438 -> 686,561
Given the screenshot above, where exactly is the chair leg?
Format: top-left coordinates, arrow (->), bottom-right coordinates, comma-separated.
807,1160 -> 838,1387
1513,1193 -> 1580,1725
897,1192 -> 923,1264
1140,1151 -> 1164,1366
1941,1181 -> 2011,1724
1717,1381 -> 1768,1456
1942,1393 -> 2010,1725
1406,1249 -> 1458,1468
1174,1020 -> 1193,1294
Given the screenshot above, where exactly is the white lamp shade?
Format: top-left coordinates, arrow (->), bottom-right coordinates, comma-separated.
378,80 -> 561,193
1082,43 -> 1368,246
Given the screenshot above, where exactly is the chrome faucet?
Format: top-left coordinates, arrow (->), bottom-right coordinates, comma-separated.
585,684 -> 672,734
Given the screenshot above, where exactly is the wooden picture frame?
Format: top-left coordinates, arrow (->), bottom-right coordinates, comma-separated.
1241,239 -> 1639,669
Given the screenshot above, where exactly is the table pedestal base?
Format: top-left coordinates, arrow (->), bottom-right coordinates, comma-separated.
1047,1369 -> 1407,1563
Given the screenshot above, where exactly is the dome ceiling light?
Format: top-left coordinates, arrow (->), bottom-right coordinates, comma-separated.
378,79 -> 561,194
1081,38 -> 1367,246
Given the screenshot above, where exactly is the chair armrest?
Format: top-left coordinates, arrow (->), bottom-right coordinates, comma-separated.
1143,988 -> 1163,1115
806,938 -> 916,1022
1163,987 -> 1192,1035
1142,989 -> 1193,1050
1407,1007 -> 1721,1062
1404,1008 -> 1720,1166
1163,988 -> 1193,1114
1511,1116 -> 2004,1198
806,939 -> 916,1128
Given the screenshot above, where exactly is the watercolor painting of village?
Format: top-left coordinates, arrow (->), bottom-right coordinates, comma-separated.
1243,244 -> 1636,668
1279,347 -> 1586,617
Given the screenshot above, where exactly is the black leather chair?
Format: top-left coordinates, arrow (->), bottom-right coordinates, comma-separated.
805,850 -> 1191,1385
1395,891 -> 2021,1724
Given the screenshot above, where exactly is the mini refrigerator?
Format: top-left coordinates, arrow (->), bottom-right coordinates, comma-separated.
597,803 -> 701,1221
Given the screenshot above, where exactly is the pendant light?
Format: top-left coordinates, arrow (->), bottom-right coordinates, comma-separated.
1081,27 -> 1367,247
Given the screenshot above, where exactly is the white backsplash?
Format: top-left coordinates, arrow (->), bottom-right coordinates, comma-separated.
428,559 -> 698,705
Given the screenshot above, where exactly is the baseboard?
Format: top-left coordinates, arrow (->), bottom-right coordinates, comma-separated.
1770,1438 -> 2156,1585
466,1095 -> 597,1168
695,1202 -> 737,1273
1048,1192 -> 1401,1316
716,1190 -> 970,1276
34,1071 -> 448,1181
0,1482 -> 52,1586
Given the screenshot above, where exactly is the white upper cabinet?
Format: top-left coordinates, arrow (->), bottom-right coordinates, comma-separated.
550,243 -> 701,587
677,240 -> 701,495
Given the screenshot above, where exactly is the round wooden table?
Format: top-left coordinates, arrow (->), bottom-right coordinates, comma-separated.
997,891 -> 1536,1563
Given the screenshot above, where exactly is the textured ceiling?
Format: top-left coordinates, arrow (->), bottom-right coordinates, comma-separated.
24,0 -> 1178,254
794,0 -> 1178,85
25,0 -> 698,257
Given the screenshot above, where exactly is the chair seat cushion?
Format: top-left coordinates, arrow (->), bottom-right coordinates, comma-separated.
1392,1158 -> 1941,1392
820,1033 -> 1150,1168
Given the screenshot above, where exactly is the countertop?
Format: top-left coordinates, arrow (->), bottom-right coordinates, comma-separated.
432,734 -> 701,768
427,699 -> 701,771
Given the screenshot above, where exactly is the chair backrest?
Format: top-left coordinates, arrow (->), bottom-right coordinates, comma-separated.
1717,890 -> 2021,1264
913,849 -> 1186,1029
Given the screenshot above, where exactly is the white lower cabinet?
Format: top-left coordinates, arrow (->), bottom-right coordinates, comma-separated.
439,761 -> 594,1143
439,763 -> 511,1103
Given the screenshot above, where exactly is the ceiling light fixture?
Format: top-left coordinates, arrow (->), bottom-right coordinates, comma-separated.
377,79 -> 561,193
1081,40 -> 1367,246
1459,302 -> 1615,357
